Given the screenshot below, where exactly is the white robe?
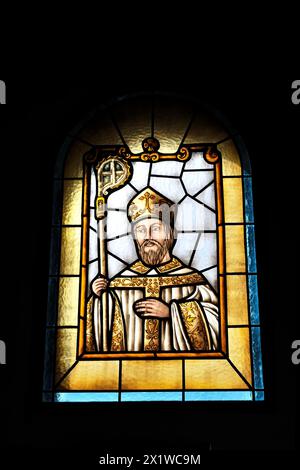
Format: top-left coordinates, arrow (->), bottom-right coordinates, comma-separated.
93,259 -> 219,352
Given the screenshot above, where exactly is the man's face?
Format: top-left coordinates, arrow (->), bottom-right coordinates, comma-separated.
134,219 -> 173,266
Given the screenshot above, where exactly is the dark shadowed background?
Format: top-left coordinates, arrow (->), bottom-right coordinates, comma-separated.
0,64 -> 298,466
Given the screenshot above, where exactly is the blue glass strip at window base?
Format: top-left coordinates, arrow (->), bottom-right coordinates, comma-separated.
55,392 -> 119,402
251,327 -> 264,389
121,392 -> 182,402
248,274 -> 260,325
254,391 -> 265,401
246,225 -> 257,273
185,391 -> 253,401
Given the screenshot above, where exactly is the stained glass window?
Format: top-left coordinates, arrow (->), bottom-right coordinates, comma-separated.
43,94 -> 264,402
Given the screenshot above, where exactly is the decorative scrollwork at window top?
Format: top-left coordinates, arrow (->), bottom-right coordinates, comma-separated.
118,137 -> 190,162
84,138 -> 221,166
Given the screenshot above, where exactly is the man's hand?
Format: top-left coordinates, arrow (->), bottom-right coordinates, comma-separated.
92,277 -> 108,297
134,299 -> 170,319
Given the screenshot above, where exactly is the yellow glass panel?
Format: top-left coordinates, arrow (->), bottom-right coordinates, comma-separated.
76,111 -> 123,146
60,227 -> 81,275
223,178 -> 244,223
219,140 -> 242,176
58,360 -> 119,390
62,180 -> 82,225
184,111 -> 228,144
154,96 -> 194,153
122,360 -> 182,390
57,277 -> 80,326
225,225 -> 246,272
113,96 -> 152,154
228,328 -> 252,385
185,359 -> 249,389
64,140 -> 90,178
226,275 -> 249,325
55,328 -> 77,384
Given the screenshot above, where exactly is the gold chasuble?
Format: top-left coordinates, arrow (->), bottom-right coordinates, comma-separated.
87,256 -> 219,353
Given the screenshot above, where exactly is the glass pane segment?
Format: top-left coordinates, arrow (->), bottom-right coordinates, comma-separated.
248,274 -> 260,325
150,176 -> 185,203
223,177 -> 244,223
55,392 -> 119,402
184,113 -> 228,144
131,161 -> 151,189
108,235 -> 137,265
121,391 -> 182,402
185,391 -> 253,401
201,266 -> 218,292
76,111 -> 123,146
176,196 -> 216,232
246,225 -> 257,273
58,361 -> 119,390
244,177 -> 254,223
225,225 -> 246,272
46,277 -> 58,326
254,390 -> 264,401
51,179 -> 63,225
62,180 -> 83,225
64,140 -> 89,178
106,210 -> 131,240
107,184 -> 137,211
55,328 -> 78,384
184,152 -> 214,171
251,327 -> 264,389
182,171 -> 214,197
173,232 -> 199,265
190,232 -> 217,272
226,275 -> 249,325
219,140 -> 242,176
152,160 -> 183,176
122,360 -> 182,390
113,96 -> 152,153
228,328 -> 252,385
43,328 -> 56,390
107,253 -> 127,279
60,227 -> 81,275
196,182 -> 215,210
234,135 -> 251,176
185,360 -> 249,389
57,277 -> 80,326
154,96 -> 193,153
49,227 -> 61,275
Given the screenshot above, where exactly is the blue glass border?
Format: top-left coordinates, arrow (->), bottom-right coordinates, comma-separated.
55,392 -> 119,402
243,177 -> 254,223
43,328 -> 56,391
185,391 -> 253,401
254,391 -> 265,401
246,225 -> 257,273
121,391 -> 182,402
248,275 -> 260,325
251,327 -> 264,389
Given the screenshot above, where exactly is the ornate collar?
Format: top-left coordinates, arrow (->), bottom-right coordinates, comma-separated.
130,257 -> 182,274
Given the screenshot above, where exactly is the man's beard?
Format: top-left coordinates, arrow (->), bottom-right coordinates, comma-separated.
138,239 -> 170,266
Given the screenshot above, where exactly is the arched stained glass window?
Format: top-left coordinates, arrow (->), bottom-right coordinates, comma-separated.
43,94 -> 264,402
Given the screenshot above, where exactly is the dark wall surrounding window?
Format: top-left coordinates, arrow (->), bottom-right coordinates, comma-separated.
0,73 -> 297,464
